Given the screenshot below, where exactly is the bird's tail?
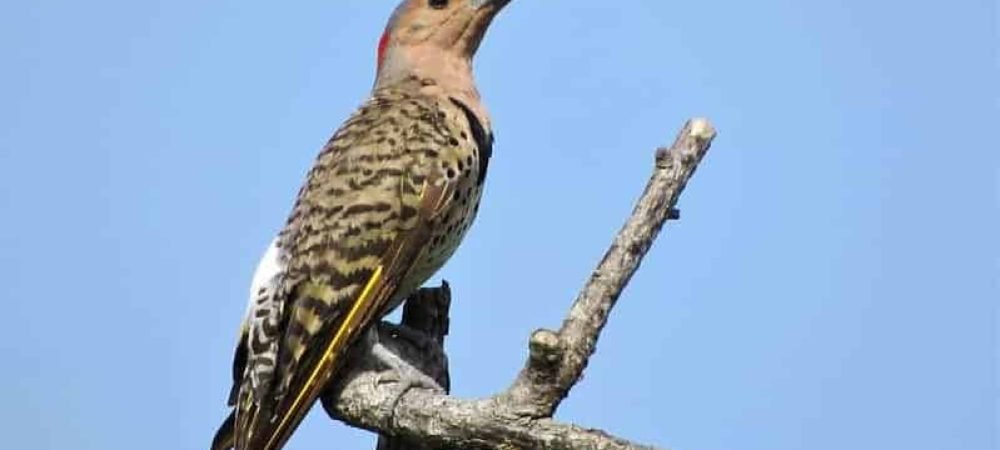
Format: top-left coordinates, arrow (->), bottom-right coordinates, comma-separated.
210,411 -> 236,450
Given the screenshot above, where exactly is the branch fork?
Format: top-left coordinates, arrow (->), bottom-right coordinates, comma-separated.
321,119 -> 717,450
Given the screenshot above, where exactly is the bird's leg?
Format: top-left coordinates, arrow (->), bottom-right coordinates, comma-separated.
362,328 -> 445,426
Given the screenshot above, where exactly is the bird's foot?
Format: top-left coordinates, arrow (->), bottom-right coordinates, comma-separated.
369,338 -> 445,427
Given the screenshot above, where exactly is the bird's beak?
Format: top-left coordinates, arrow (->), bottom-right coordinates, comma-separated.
469,0 -> 511,14
458,0 -> 510,57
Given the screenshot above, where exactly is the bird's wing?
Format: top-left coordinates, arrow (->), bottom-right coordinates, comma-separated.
247,175 -> 455,450
229,91 -> 472,450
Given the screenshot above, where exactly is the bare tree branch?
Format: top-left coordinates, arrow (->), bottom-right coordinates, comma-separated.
323,119 -> 718,450
503,118 -> 717,416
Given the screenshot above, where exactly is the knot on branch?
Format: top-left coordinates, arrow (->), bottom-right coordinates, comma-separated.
528,329 -> 564,368
655,118 -> 716,170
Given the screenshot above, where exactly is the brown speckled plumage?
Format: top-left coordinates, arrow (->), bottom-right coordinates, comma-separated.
274,76 -> 491,396
212,1 -> 508,449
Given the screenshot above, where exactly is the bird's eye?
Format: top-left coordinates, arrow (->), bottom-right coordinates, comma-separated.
429,0 -> 448,9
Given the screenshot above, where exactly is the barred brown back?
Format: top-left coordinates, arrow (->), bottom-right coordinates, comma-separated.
240,75 -> 492,429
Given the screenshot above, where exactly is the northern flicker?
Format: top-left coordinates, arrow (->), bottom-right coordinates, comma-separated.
210,1 -> 509,449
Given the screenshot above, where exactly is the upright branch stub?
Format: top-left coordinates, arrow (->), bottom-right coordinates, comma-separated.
503,119 -> 717,417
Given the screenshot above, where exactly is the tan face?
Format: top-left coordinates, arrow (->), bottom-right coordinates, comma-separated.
378,0 -> 509,69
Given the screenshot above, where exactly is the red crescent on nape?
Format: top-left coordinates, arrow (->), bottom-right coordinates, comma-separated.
376,31 -> 391,70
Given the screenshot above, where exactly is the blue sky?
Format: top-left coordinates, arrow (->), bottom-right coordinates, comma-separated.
0,1 -> 995,449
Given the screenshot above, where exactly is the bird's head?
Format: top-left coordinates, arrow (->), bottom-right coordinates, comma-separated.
374,0 -> 510,89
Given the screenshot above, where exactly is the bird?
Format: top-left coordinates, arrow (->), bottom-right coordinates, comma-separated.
209,1 -> 509,449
